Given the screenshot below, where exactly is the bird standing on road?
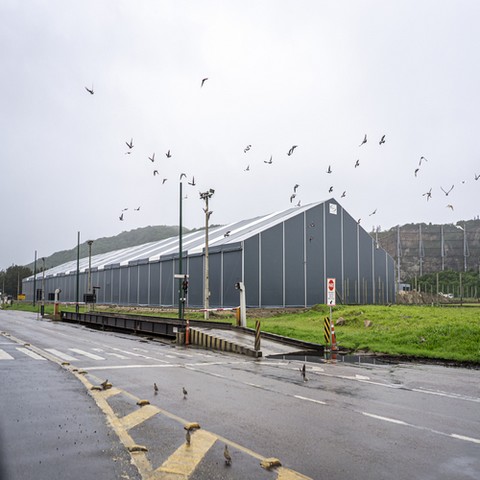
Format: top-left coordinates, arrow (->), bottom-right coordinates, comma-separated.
101,379 -> 109,390
224,445 -> 232,465
185,429 -> 191,446
300,363 -> 307,381
154,383 -> 158,395
183,387 -> 188,399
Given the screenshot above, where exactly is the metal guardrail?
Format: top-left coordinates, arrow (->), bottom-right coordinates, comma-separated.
60,311 -> 233,338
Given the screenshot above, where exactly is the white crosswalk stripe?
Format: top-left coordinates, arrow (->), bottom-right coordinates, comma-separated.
45,348 -> 78,361
0,349 -> 14,360
16,347 -> 46,360
69,348 -> 105,360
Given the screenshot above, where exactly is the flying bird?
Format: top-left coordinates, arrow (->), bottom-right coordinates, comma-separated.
119,213 -> 124,221
455,224 -> 464,231
419,156 -> 428,166
326,165 -> 332,174
224,231 -> 231,237
475,173 -> 480,181
122,207 -> 128,211
293,184 -> 299,192
422,188 -> 432,201
328,186 -> 333,193
341,191 -> 346,198
153,170 -> 159,176
201,77 -> 208,87
244,165 -> 250,171
166,150 -> 172,158
296,200 -> 301,207
379,135 -> 386,145
354,159 -> 360,168
264,156 -> 273,164
244,144 -> 251,153
441,185 -> 454,196
179,173 -> 187,180
414,168 -> 420,177
290,193 -> 296,203
446,204 -> 454,210
359,134 -> 367,147
162,178 -> 167,184
188,176 -> 196,186
134,206 -> 141,211
85,84 -> 94,95
183,387 -> 188,399
126,138 -> 134,149
287,145 -> 297,156
224,445 -> 232,465
369,208 -> 377,216
154,383 -> 158,394
148,153 -> 155,162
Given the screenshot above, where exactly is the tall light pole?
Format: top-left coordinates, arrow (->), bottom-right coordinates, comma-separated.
200,189 -> 214,320
87,240 -> 94,312
178,180 -> 184,319
41,257 -> 45,317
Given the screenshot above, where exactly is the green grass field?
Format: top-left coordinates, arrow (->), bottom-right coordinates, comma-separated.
3,302 -> 480,364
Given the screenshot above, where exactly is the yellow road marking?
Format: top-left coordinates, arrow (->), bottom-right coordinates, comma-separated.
152,430 -> 217,479
120,404 -> 160,430
277,466 -> 313,479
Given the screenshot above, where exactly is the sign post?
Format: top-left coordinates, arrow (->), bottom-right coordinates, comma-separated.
326,278 -> 337,350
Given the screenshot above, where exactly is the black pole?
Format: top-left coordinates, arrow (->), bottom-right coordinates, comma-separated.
33,250 -> 37,307
76,231 -> 80,316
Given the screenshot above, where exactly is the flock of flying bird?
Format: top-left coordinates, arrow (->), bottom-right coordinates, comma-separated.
85,79 -> 479,226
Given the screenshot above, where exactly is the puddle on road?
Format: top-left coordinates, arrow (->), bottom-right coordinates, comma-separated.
267,350 -> 397,366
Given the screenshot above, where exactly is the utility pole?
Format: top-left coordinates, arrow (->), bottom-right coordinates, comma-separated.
41,257 -> 45,317
178,181 -> 184,319
396,225 -> 401,293
76,232 -> 80,316
440,225 -> 445,271
87,240 -> 93,312
200,189 -> 215,320
33,250 -> 37,307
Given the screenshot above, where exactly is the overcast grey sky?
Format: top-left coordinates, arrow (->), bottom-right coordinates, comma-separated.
1,0 -> 479,271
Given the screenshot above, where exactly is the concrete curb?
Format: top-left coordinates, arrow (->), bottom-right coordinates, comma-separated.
189,328 -> 262,358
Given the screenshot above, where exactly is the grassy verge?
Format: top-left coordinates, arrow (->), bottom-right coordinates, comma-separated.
3,302 -> 479,364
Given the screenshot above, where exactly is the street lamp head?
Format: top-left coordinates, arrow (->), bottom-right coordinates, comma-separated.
87,240 -> 94,246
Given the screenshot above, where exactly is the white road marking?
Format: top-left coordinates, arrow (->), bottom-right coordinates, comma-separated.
85,363 -> 182,371
362,412 -> 408,425
450,434 -> 480,444
16,347 -> 46,360
45,348 -> 78,361
412,387 -> 480,403
106,352 -> 129,359
69,348 -> 105,360
294,395 -> 327,405
0,349 -> 14,360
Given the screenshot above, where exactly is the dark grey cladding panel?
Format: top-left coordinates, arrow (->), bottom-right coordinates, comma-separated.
260,223 -> 283,307
96,270 -> 105,303
305,204 -> 325,305
358,228 -> 373,303
112,267 -> 120,303
119,266 -> 129,304
104,268 -> 112,303
138,263 -> 149,304
209,252 -> 222,307
325,200 -> 342,284
129,265 -> 139,305
149,261 -> 161,305
244,236 -> 259,307
187,255 -> 203,308
343,209 -> 359,303
223,250 -> 242,307
161,259 -> 174,306
284,213 -> 305,307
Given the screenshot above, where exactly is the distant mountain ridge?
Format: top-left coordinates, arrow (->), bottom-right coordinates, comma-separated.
24,225 -> 190,271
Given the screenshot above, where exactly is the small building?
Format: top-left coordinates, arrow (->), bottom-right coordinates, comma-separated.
22,199 -> 395,307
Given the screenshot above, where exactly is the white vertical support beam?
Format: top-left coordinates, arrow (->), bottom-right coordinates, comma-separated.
323,202 -> 327,304
340,205 -> 344,304
303,210 -> 307,308
258,233 -> 262,308
282,221 -> 285,308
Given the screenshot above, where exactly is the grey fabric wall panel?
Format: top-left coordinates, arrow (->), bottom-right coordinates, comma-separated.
342,210 -> 359,304
119,266 -> 129,304
112,268 -> 120,303
305,204 -> 325,305
160,260 -> 174,306
358,229 -> 373,304
187,255 -> 203,308
209,252 -> 222,307
96,271 -> 105,303
104,269 -> 112,303
260,223 -> 283,307
128,265 -> 138,305
325,200 -> 343,293
149,262 -> 160,305
244,236 -> 259,307
223,250 -> 242,307
138,264 -> 149,304
284,214 -> 305,307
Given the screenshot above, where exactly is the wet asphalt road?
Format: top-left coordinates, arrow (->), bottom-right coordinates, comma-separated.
0,309 -> 479,480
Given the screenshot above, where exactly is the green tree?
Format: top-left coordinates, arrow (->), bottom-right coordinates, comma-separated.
0,265 -> 32,297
